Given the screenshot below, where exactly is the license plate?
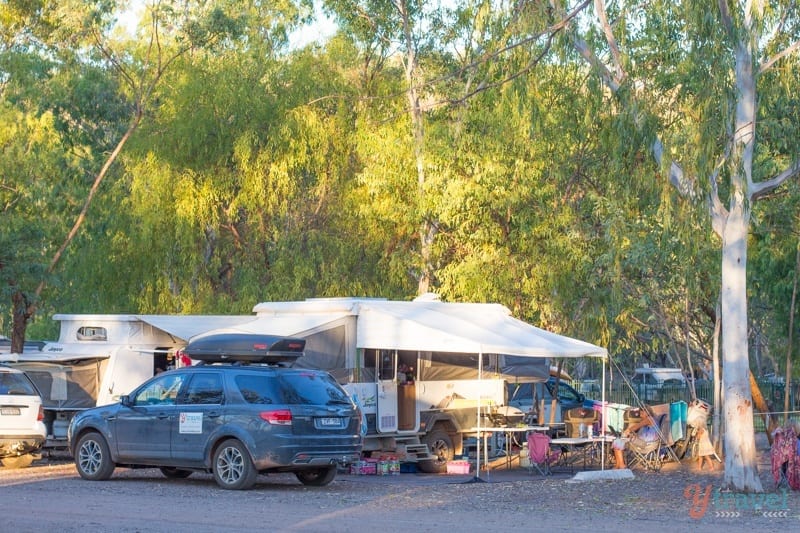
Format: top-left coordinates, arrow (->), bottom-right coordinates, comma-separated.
317,417 -> 342,427
1,407 -> 21,415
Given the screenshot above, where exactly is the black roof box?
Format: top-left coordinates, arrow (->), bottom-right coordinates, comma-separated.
185,333 -> 305,363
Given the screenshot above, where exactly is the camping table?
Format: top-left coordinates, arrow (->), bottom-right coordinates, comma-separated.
471,426 -> 550,469
550,435 -> 616,471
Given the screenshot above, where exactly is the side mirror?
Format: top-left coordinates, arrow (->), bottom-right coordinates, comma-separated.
120,395 -> 132,407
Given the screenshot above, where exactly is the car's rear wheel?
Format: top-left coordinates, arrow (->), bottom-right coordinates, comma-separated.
212,439 -> 257,490
160,466 -> 193,479
0,454 -> 34,469
295,466 -> 337,486
75,432 -> 115,481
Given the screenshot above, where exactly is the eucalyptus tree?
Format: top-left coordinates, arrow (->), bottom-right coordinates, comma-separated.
321,1 -> 598,303
552,0 -> 800,492
0,0 -> 126,341
1,0 -> 242,350
76,4 -> 403,314
320,0 -> 451,295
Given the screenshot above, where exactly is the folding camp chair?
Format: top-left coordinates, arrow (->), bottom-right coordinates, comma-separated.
527,432 -> 560,476
624,412 -> 669,472
564,407 -> 598,438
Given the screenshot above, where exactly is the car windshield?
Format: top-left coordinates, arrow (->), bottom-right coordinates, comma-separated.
236,373 -> 351,406
549,381 -> 581,402
0,371 -> 38,395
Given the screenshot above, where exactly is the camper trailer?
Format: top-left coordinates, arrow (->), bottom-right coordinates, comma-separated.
0,314 -> 254,447
196,297 -> 607,473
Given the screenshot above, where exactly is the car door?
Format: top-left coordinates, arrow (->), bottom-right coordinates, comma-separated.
114,373 -> 186,462
171,372 -> 225,464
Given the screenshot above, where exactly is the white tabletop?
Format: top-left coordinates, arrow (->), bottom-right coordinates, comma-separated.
471,426 -> 549,433
551,435 -> 616,445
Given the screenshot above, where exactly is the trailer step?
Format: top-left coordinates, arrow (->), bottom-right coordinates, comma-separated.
401,444 -> 433,462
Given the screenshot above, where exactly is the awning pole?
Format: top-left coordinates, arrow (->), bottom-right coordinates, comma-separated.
601,355 -> 607,470
467,349 -> 486,483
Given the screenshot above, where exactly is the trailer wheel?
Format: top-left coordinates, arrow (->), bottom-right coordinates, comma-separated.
418,429 -> 454,473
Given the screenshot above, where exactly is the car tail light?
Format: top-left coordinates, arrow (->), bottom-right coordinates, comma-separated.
260,409 -> 292,425
38,405 -> 44,421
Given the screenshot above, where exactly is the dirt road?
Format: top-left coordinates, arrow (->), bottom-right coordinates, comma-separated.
0,447 -> 796,532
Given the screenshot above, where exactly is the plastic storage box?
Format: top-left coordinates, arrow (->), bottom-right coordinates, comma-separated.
446,460 -> 471,474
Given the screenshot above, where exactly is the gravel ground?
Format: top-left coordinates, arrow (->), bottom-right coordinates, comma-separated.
0,434 -> 797,532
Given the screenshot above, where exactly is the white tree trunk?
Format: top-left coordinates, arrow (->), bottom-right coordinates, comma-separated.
719,203 -> 762,492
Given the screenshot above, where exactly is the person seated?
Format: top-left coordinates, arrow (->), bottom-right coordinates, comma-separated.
613,406 -> 659,469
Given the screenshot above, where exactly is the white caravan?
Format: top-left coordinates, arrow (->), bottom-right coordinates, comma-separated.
195,296 -> 607,472
0,314 -> 254,447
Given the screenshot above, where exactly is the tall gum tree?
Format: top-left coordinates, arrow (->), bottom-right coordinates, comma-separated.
5,0 -> 241,352
555,0 -> 800,491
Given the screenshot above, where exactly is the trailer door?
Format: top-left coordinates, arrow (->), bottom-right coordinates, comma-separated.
376,350 -> 398,433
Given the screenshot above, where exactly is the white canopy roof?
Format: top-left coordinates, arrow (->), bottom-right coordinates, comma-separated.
251,298 -> 606,359
355,300 -> 606,358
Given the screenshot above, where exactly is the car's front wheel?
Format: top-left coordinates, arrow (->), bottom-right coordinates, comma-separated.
75,432 -> 115,481
295,466 -> 337,486
212,439 -> 257,490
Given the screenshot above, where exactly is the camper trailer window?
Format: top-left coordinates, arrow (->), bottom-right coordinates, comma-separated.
379,350 -> 395,380
76,327 -> 107,341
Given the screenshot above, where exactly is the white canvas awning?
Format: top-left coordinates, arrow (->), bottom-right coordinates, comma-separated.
250,297 -> 606,360
354,300 -> 606,359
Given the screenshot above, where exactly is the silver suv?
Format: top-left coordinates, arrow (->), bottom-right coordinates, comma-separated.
68,334 -> 362,490
0,365 -> 46,468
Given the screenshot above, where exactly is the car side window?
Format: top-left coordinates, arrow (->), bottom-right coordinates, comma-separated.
134,374 -> 185,406
181,373 -> 223,405
235,375 -> 279,404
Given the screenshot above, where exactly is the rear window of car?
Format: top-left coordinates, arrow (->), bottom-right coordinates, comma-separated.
236,373 -> 351,406
0,371 -> 38,396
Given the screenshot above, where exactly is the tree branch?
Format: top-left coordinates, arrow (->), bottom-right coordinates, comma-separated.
594,0 -> 625,84
750,160 -> 800,200
759,39 -> 800,74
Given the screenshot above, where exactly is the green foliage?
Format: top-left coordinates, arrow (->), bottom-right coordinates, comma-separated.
3,0 -> 800,388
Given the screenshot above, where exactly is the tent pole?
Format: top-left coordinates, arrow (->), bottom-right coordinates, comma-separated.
601,355 -> 607,470
466,348 -> 486,483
